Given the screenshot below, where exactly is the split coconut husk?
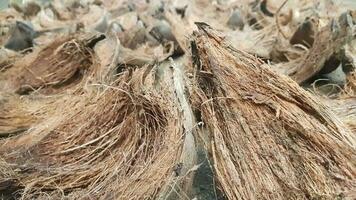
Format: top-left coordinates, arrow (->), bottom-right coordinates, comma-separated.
0,0 -> 355,199
189,23 -> 355,199
0,58 -> 199,199
0,22 -> 355,200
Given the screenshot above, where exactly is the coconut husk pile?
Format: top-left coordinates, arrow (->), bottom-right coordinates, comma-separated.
0,0 -> 355,199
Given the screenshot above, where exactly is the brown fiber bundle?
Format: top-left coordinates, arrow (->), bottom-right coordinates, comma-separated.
189,24 -> 356,199
0,64 -> 192,199
10,35 -> 98,95
0,93 -> 35,138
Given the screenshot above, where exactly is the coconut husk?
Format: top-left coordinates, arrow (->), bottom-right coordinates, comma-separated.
189,24 -> 355,199
0,0 -> 356,199
274,11 -> 354,84
5,34 -> 104,94
0,56 -> 200,199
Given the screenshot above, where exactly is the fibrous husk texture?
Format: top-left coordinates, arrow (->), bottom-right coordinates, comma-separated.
274,12 -> 355,84
328,97 -> 356,134
346,71 -> 356,94
0,25 -> 355,199
10,35 -> 96,94
0,93 -> 35,137
0,64 -> 190,199
190,25 -> 356,199
0,0 -> 356,198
